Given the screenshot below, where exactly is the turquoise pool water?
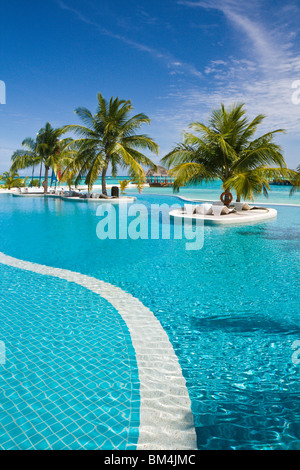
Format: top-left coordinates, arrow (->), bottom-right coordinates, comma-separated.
0,191 -> 299,449
126,180 -> 300,206
25,177 -> 300,206
0,262 -> 139,450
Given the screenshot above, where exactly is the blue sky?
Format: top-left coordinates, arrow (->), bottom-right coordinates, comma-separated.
0,0 -> 300,173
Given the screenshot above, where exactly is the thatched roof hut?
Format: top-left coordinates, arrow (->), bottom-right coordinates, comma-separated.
146,165 -> 169,177
146,165 -> 173,186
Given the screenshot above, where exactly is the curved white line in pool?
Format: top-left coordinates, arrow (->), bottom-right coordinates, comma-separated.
0,252 -> 197,450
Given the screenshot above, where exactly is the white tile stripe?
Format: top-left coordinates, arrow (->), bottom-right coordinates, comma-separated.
0,252 -> 197,450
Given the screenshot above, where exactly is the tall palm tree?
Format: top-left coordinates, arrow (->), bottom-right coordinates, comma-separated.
11,137 -> 41,186
162,103 -> 292,203
290,164 -> 300,195
11,123 -> 68,193
62,93 -> 159,194
35,123 -> 67,193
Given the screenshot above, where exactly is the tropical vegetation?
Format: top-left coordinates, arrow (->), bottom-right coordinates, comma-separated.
11,123 -> 69,193
62,93 -> 159,194
0,170 -> 28,189
290,164 -> 300,195
161,103 -> 293,203
119,179 -> 131,194
5,98 -> 300,201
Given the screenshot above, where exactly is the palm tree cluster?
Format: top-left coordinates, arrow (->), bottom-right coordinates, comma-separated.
10,93 -> 159,194
11,123 -> 68,193
7,97 -> 299,199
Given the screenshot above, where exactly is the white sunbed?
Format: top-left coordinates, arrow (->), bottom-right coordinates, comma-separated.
212,205 -> 225,216
234,202 -> 252,211
193,203 -> 213,215
212,205 -> 237,216
184,204 -> 196,215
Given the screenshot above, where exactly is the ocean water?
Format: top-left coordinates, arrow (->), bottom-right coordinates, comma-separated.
126,180 -> 300,206
0,191 -> 299,449
25,177 -> 300,205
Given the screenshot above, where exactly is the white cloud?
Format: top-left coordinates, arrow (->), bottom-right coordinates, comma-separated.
56,1 -> 203,79
161,1 -> 300,140
56,0 -> 300,167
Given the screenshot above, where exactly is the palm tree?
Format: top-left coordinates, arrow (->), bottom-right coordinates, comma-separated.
162,103 -> 292,204
0,170 -> 27,189
35,123 -> 67,193
290,164 -> 300,195
59,163 -> 78,191
62,93 -> 159,194
11,137 -> 41,187
11,123 -> 67,193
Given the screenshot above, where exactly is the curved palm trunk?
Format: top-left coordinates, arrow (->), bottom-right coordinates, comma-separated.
31,165 -> 35,187
44,166 -> 49,194
39,162 -> 43,187
101,165 -> 108,195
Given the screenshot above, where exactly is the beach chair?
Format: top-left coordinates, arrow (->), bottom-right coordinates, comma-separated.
193,203 -> 213,215
184,204 -> 196,215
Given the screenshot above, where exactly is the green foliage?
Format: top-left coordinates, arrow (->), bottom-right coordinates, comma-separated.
62,93 -> 159,194
0,170 -> 27,189
10,123 -> 69,193
29,179 -> 41,187
162,103 -> 289,201
290,164 -> 300,195
119,179 -> 131,194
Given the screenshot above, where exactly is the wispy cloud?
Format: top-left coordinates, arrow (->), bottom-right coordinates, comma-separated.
56,1 -> 203,79
143,0 -> 300,167
167,1 -> 300,133
178,0 -> 289,65
57,0 -> 300,165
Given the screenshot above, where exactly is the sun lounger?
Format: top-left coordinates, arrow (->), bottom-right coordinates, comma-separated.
184,204 -> 196,215
212,205 -> 225,216
234,202 -> 252,210
193,203 -> 213,215
212,205 -> 237,216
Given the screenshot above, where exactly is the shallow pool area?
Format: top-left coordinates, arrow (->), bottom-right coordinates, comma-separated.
0,191 -> 299,449
0,263 -> 140,450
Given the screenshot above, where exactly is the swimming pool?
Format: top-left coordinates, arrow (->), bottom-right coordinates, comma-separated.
0,191 -> 299,449
0,264 -> 139,450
